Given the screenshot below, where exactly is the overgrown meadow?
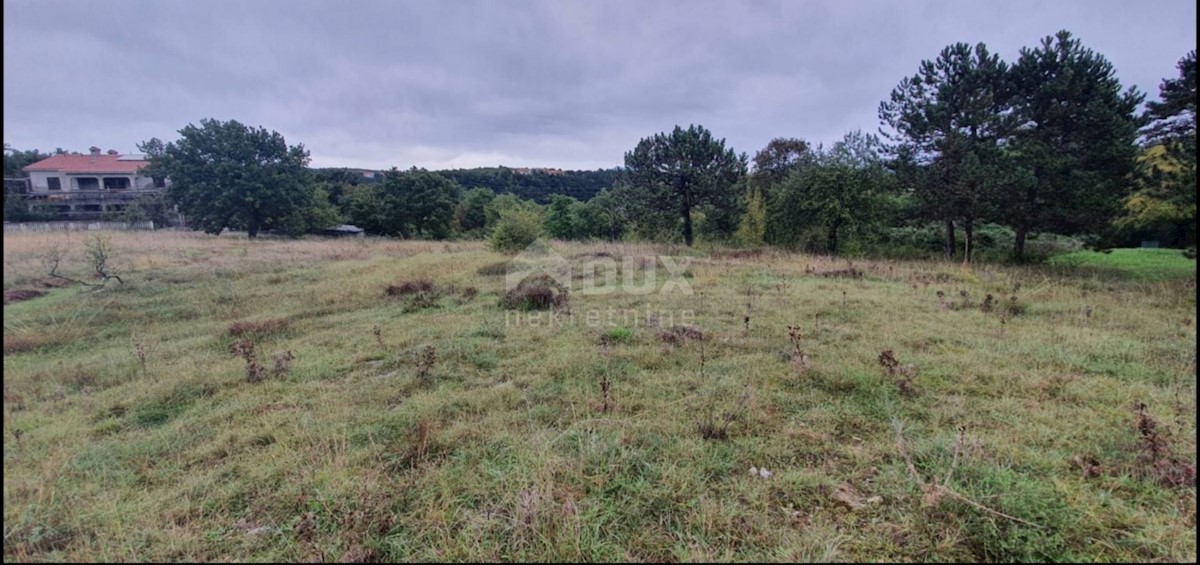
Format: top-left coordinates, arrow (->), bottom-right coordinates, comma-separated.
3,231 -> 1196,562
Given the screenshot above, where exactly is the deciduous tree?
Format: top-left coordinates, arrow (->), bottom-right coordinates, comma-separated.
140,119 -> 311,238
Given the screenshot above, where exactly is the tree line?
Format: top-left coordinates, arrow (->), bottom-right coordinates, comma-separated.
5,31 -> 1194,260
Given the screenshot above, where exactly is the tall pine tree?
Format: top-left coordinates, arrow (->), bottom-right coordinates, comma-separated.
1006,31 -> 1145,257
622,125 -> 746,246
879,42 -> 1013,260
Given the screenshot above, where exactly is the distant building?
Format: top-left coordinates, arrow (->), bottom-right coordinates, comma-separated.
21,147 -> 166,220
508,167 -> 564,176
320,224 -> 365,237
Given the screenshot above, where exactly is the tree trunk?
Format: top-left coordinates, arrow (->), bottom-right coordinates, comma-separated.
682,205 -> 694,247
248,221 -> 260,239
963,218 -> 974,263
944,219 -> 956,260
827,222 -> 840,255
1013,226 -> 1027,261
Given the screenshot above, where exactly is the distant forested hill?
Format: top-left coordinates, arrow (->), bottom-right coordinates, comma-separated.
436,167 -> 622,203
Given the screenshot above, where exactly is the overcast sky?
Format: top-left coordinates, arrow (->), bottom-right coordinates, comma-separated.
3,0 -> 1196,170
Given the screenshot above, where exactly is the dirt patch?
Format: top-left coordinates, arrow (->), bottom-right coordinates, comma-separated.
657,324 -> 704,346
228,318 -> 291,338
38,277 -> 73,289
3,289 -> 46,305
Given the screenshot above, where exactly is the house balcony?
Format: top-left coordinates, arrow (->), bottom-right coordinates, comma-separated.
26,188 -> 164,205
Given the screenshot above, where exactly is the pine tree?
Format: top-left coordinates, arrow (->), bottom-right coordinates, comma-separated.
878,42 -> 1013,260
1006,31 -> 1145,257
622,125 -> 746,246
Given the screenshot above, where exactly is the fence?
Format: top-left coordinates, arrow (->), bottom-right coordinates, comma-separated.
3,220 -> 156,233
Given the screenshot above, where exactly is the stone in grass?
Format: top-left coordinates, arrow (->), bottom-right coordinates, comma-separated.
748,466 -> 772,479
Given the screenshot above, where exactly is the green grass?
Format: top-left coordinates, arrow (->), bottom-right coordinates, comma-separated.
1048,248 -> 1197,281
2,231 -> 1196,562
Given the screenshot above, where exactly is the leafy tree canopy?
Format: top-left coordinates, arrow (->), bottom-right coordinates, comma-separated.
140,119 -> 311,238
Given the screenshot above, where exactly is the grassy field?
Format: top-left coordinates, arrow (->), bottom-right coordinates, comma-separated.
1048,248 -> 1197,281
3,231 -> 1196,562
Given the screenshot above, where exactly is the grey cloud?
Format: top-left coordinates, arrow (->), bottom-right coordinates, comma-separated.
4,0 -> 1196,169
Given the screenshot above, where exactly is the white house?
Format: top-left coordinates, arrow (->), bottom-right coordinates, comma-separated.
21,146 -> 165,219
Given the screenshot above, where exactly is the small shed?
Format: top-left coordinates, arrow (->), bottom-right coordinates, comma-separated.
321,224 -> 365,238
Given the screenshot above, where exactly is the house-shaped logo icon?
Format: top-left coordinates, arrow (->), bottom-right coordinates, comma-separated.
505,239 -> 572,292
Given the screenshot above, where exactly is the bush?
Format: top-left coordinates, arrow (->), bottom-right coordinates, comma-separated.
863,223 -> 1087,263
385,279 -> 444,312
490,208 -> 543,253
501,274 -> 568,311
1184,246 -> 1197,259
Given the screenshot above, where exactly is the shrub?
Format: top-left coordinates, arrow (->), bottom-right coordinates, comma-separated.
490,208 -> 543,253
501,274 -> 568,311
385,279 -> 444,312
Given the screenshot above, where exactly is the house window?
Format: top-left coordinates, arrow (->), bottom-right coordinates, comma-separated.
47,177 -> 61,191
103,177 -> 130,190
76,177 -> 99,190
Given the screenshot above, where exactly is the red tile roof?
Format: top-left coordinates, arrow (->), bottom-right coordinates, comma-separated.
23,154 -> 148,174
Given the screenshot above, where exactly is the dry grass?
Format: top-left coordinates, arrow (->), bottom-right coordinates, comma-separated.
1,230 -> 1195,562
227,318 -> 291,338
